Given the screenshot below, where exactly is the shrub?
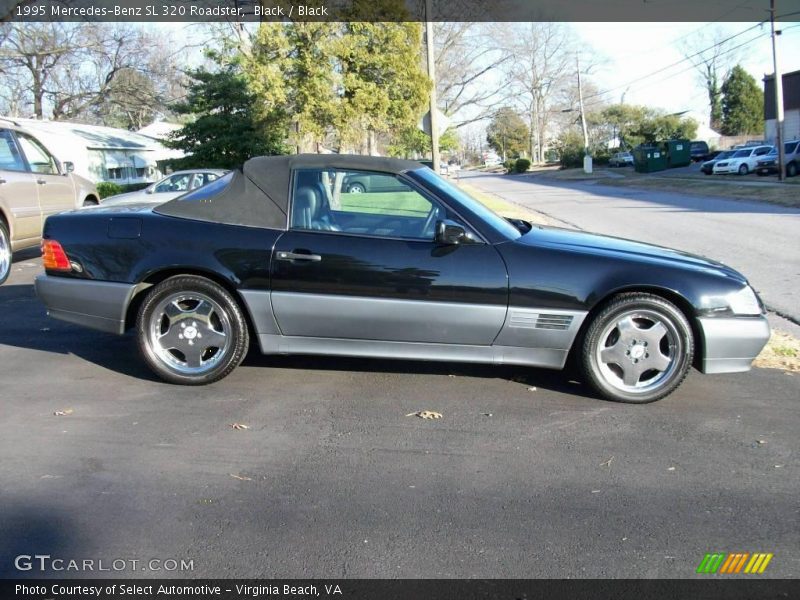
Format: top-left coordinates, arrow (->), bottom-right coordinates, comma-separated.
503,160 -> 516,173
514,158 -> 531,173
96,182 -> 124,199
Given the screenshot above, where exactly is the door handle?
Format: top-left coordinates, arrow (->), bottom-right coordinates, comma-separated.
36,178 -> 46,185
276,250 -> 322,262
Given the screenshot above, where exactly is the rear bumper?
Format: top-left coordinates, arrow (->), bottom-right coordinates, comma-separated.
34,274 -> 137,335
697,315 -> 770,374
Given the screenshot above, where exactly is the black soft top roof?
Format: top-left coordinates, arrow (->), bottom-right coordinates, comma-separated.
155,154 -> 425,230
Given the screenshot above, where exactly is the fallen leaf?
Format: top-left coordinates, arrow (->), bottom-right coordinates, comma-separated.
774,465 -> 783,468
406,410 -> 442,420
229,473 -> 252,481
53,409 -> 73,416
482,412 -> 493,417
599,456 -> 614,467
591,489 -> 601,493
448,374 -> 457,378
756,439 -> 767,445
527,386 -> 537,392
667,466 -> 676,471
230,423 -> 250,430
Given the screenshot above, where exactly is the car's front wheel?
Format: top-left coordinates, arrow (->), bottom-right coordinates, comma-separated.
787,162 -> 797,178
137,275 -> 249,385
0,220 -> 10,285
738,164 -> 749,175
580,293 -> 694,403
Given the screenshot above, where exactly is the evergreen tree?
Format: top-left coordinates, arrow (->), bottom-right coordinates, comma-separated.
166,63 -> 287,169
721,65 -> 764,136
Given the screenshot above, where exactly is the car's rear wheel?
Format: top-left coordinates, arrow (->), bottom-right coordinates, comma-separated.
137,275 -> 249,385
787,162 -> 797,178
0,220 -> 10,285
580,293 -> 693,403
738,164 -> 749,175
346,182 -> 366,194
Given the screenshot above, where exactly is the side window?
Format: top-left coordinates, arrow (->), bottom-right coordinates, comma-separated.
16,132 -> 59,175
0,130 -> 26,172
291,169 -> 443,240
755,147 -> 771,156
154,173 -> 191,193
189,173 -> 205,190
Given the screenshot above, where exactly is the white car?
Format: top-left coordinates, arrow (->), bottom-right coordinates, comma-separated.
712,145 -> 773,175
101,169 -> 228,205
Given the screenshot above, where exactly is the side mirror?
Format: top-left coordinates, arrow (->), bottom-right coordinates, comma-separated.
435,220 -> 466,245
63,161 -> 74,174
145,186 -> 154,194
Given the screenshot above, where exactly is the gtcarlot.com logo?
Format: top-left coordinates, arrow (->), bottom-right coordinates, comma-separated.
14,554 -> 194,572
697,552 -> 773,574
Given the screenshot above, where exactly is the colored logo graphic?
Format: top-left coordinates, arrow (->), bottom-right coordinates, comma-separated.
697,552 -> 773,574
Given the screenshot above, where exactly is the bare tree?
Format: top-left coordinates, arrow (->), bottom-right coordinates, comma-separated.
434,22 -> 511,128
499,22 -> 576,164
683,27 -> 743,132
0,22 -> 182,128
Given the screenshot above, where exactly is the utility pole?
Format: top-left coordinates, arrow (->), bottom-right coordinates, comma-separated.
770,0 -> 786,181
425,0 -> 440,173
576,55 -> 591,173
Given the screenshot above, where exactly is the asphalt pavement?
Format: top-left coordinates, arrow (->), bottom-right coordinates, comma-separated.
0,255 -> 798,579
460,171 -> 800,331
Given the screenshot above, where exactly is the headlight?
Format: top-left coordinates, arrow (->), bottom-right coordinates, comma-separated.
701,286 -> 762,316
727,286 -> 762,315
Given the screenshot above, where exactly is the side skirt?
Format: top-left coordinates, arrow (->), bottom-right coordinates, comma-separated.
255,334 -> 570,370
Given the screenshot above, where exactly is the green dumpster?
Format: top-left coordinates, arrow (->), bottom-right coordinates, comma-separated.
633,145 -> 668,173
663,139 -> 691,168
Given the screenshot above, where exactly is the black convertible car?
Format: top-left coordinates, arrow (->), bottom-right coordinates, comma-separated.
35,155 -> 769,403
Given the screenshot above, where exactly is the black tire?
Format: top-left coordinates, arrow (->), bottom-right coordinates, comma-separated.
346,182 -> 366,194
580,293 -> 694,404
83,197 -> 99,207
136,275 -> 249,385
0,220 -> 10,285
787,162 -> 797,178
738,164 -> 748,175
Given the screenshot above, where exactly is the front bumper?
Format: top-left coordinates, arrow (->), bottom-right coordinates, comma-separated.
697,315 -> 770,374
35,274 -> 137,335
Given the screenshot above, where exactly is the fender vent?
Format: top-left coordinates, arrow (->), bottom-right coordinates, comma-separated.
509,311 -> 574,331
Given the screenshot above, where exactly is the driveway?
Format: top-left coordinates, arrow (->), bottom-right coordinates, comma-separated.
460,172 -> 800,328
0,255 -> 798,579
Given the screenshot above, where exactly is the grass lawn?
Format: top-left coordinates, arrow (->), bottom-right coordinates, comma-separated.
339,191 -> 430,217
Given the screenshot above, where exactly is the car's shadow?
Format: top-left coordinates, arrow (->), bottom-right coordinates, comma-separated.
0,282 -> 596,399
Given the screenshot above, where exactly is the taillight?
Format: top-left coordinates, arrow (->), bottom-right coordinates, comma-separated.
41,239 -> 71,271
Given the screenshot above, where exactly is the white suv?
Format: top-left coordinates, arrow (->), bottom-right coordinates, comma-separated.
712,145 -> 773,175
0,119 -> 98,284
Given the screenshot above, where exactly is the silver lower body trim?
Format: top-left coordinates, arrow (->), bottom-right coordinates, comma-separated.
256,334 -> 569,370
35,275 -> 137,335
697,315 -> 770,374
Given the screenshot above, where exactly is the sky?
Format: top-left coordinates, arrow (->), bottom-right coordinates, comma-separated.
572,21 -> 800,127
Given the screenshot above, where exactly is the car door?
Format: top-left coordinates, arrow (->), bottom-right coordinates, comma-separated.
270,167 -> 509,345
14,131 -> 75,222
0,129 -> 40,246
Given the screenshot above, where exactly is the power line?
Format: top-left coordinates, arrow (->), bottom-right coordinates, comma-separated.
583,21 -> 765,102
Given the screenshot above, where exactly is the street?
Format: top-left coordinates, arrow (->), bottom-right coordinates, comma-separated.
1,252 -> 798,579
460,172 -> 800,328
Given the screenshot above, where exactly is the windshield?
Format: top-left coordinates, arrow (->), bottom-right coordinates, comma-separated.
717,151 -> 735,159
733,149 -> 752,158
408,168 -> 522,240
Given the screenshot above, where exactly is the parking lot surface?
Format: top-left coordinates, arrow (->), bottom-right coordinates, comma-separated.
1,254 -> 798,579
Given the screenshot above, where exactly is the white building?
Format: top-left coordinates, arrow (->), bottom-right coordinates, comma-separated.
3,118 -> 184,185
764,70 -> 800,144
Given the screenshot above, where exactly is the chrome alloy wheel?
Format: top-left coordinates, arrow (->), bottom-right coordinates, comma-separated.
0,231 -> 10,282
595,309 -> 681,394
147,292 -> 232,375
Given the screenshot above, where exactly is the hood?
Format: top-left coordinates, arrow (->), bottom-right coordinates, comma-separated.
516,226 -> 747,283
101,190 -> 181,206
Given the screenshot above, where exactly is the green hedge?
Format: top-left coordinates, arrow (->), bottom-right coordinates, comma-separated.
514,158 -> 531,173
96,182 -> 150,199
